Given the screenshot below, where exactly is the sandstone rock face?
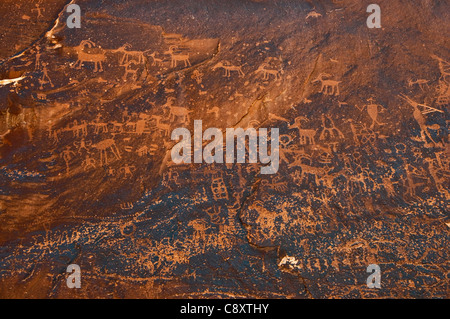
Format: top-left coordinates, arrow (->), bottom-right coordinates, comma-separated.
0,0 -> 448,298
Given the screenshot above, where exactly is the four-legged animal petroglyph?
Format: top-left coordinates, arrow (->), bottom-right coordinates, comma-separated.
408,79 -> 429,91
288,116 -> 317,145
92,138 -> 121,165
312,73 -> 341,96
72,40 -> 106,72
164,46 -> 191,68
212,61 -> 245,77
151,115 -> 171,137
163,98 -> 193,124
306,11 -> 322,19
148,52 -> 164,66
112,43 -> 148,65
255,63 -> 281,81
121,60 -> 140,81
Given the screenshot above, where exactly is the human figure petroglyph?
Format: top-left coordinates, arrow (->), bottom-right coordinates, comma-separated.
47,122 -> 60,143
73,138 -> 91,154
312,73 -> 341,96
346,119 -> 378,145
82,155 -> 97,171
355,98 -> 385,129
255,63 -> 281,81
434,150 -> 449,171
164,45 -> 191,68
34,46 -> 42,70
212,61 -> 245,77
381,173 -> 397,197
61,146 -> 75,173
93,115 -> 109,134
344,168 -> 370,193
72,40 -> 105,72
188,219 -> 207,243
423,157 -> 447,194
191,70 -> 204,84
288,116 -> 316,145
404,163 -> 426,198
39,63 -> 54,89
92,138 -> 121,165
399,94 -> 441,146
120,164 -> 136,178
206,207 -> 224,229
277,134 -> 298,165
319,115 -> 344,141
31,3 -> 44,19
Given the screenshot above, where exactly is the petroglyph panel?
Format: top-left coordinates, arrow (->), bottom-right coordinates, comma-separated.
0,0 -> 448,299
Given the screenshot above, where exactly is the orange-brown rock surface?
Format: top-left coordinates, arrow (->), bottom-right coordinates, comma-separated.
0,0 -> 448,298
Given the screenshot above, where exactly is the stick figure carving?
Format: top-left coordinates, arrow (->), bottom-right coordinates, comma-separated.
34,46 -> 42,70
32,3 -> 44,19
39,62 -> 54,89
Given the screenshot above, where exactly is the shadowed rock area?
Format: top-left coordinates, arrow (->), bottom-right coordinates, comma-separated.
0,0 -> 449,298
